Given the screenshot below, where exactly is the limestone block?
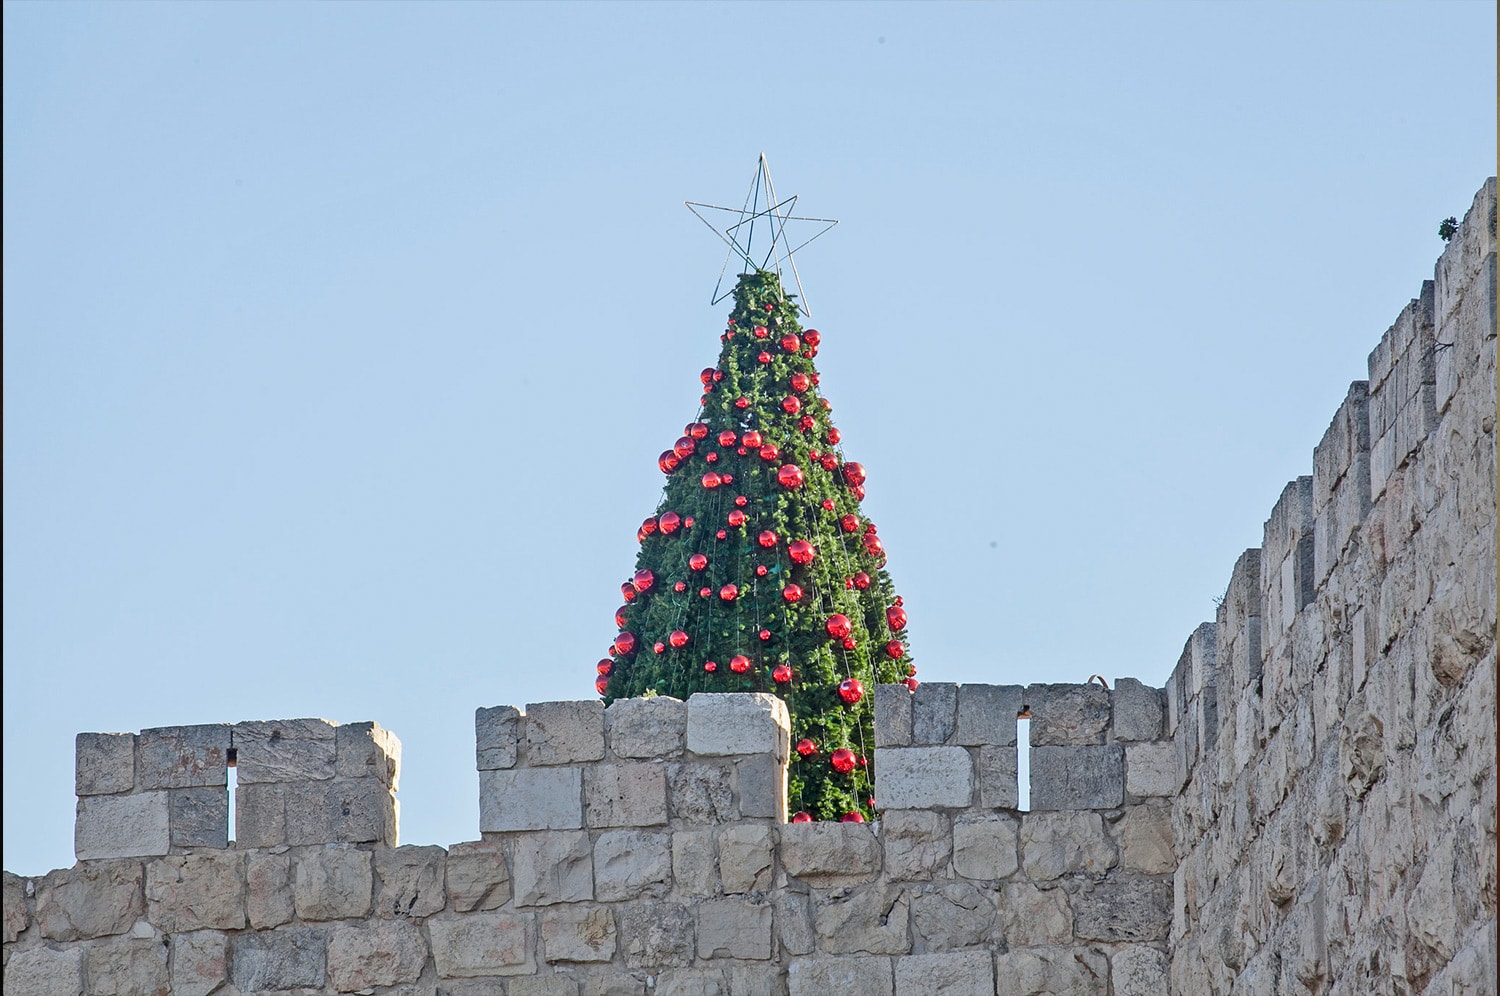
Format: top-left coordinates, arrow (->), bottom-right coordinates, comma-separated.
909,881 -> 994,950
1073,879 -> 1171,942
671,829 -> 719,896
229,926 -> 328,991
169,930 -> 229,996
541,904 -> 617,963
737,753 -> 788,821
232,718 -> 337,783
146,852 -> 245,931
584,762 -> 668,828
375,843 -> 446,918
882,810 -> 952,881
685,693 -> 790,758
235,782 -> 285,847
787,955 -> 893,996
618,900 -> 695,968
594,829 -> 672,902
327,919 -> 427,990
718,824 -> 774,894
1111,678 -> 1164,743
778,822 -> 881,886
169,786 -> 229,849
911,681 -> 958,744
84,937 -> 168,996
75,790 -> 169,860
429,912 -> 536,978
335,721 -> 400,789
874,683 -> 914,747
36,860 -> 143,941
3,869 -> 28,943
135,724 -> 231,790
813,885 -> 910,955
895,950 -> 994,995
977,744 -> 1019,809
512,830 -> 593,907
874,746 -> 973,809
5,946 -> 85,996
476,705 -> 522,769
776,892 -> 816,956
1019,811 -> 1117,881
76,732 -> 136,796
480,766 -> 583,832
1026,683 -> 1110,745
293,845 -> 373,921
954,683 -> 1021,746
446,840 -> 511,912
1117,804 -> 1175,874
284,777 -> 397,845
727,964 -> 786,996
527,700 -> 606,766
952,816 -> 1020,881
654,969 -> 728,995
508,975 -> 584,996
666,760 -> 737,824
246,851 -> 294,928
1125,742 -> 1179,798
1029,745 -> 1123,810
606,695 -> 687,758
993,946 -> 1109,996
1000,881 -> 1073,946
696,897 -> 773,959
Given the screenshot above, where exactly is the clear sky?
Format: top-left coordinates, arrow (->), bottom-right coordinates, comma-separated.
4,1 -> 1494,877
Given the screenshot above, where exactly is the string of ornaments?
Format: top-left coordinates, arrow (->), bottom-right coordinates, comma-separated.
598,270 -> 915,823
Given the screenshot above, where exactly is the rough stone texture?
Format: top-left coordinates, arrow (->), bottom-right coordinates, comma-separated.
429,912 -> 536,977
671,830 -> 719,897
874,683 -> 914,747
778,822 -> 881,886
541,904 -> 617,963
736,753 -> 788,821
1124,741 -> 1178,798
667,761 -> 737,824
84,937 -> 169,996
375,843 -> 445,918
593,829 -> 672,902
685,693 -> 789,759
695,897 -> 773,959
909,881 -> 994,950
3,869 -> 29,943
476,705 -> 522,769
327,919 -> 427,990
233,782 -> 285,848
1075,878 -> 1171,942
1112,678 -> 1164,742
606,695 -> 687,759
292,846 -> 372,921
335,721 -> 400,788
232,718 -> 337,783
1020,811 -> 1117,881
480,766 -> 583,832
881,809 -> 952,881
814,885 -> 910,955
1000,881 -> 1074,946
283,777 -> 398,845
788,955 -> 893,996
1112,944 -> 1170,996
145,852 -> 245,931
526,700 -> 606,766
952,816 -> 1020,881
895,950 -> 994,994
136,724 -> 230,790
246,851 -> 295,929
169,930 -> 228,996
717,824 -> 774,894
446,839 -> 511,912
512,831 -> 593,907
977,744 -> 1019,809
954,682 -> 1021,746
75,791 -> 169,860
911,681 -> 958,745
618,900 -> 694,968
230,926 -> 328,991
75,732 -> 136,796
875,745 -> 974,809
1116,804 -> 1174,874
994,946 -> 1110,995
584,762 -> 669,827
1029,745 -> 1123,810
36,860 -> 144,941
1027,683 -> 1110,745
168,786 -> 229,848
6,946 -> 85,996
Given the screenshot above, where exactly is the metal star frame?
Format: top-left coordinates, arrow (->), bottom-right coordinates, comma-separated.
686,153 -> 839,317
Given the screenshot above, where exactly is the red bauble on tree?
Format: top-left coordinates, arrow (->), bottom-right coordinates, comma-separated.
729,655 -> 751,674
687,420 -> 710,438
759,443 -> 780,461
727,509 -> 746,527
791,811 -> 814,823
777,464 -> 805,489
659,511 -> 681,535
838,678 -> 864,704
804,329 -> 821,346
620,582 -> 637,602
773,664 -> 793,684
597,659 -> 613,676
741,430 -> 762,448
780,333 -> 801,353
886,604 -> 908,631
795,738 -> 818,757
613,632 -> 637,656
840,811 -> 865,823
788,540 -> 816,565
701,472 -> 722,489
840,514 -> 860,533
669,630 -> 689,649
689,554 -> 708,571
825,614 -> 852,639
886,640 -> 904,658
790,372 -> 810,392
719,584 -> 738,601
673,436 -> 695,459
758,530 -> 778,548
659,451 -> 680,474
718,430 -> 737,447
633,570 -> 655,593
782,584 -> 804,603
843,462 -> 867,486
830,748 -> 856,773
781,396 -> 801,414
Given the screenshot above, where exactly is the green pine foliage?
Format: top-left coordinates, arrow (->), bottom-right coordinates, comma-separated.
600,270 -> 914,821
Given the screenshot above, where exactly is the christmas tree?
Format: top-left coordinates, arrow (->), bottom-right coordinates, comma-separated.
597,163 -> 915,822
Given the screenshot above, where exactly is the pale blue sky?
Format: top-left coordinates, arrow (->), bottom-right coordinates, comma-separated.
4,1 -> 1494,876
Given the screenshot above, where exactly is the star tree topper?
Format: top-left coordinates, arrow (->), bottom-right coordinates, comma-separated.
686,153 -> 839,317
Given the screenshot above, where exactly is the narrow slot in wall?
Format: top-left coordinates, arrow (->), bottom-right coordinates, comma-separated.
1016,713 -> 1031,811
226,748 -> 237,845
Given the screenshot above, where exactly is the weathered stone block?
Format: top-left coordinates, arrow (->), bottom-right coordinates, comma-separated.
1029,745 -> 1123,810
776,892 -> 816,957
335,721 -> 400,788
787,955 -> 893,996
1112,678 -> 1164,742
169,930 -> 228,996
606,695 -> 687,758
37,860 -> 144,941
875,746 -> 973,809
584,762 -> 668,827
234,782 -> 285,847
875,683 -> 914,747
5,946 -> 85,996
136,724 -> 231,790
146,852 -> 245,931
526,700 -> 606,766
994,946 -> 1108,995
619,900 -> 694,968
75,791 -> 169,860
655,968 -> 728,996
685,693 -> 790,758
717,824 -> 774,893
85,937 -> 169,996
541,904 -> 617,963
429,912 -> 536,977
954,683 -> 1022,746
666,760 -> 737,824
1116,804 -> 1174,874
1027,683 -> 1110,745
736,753 -> 788,821
327,919 -> 427,990
696,897 -> 773,959
230,926 -> 327,991
671,830 -> 719,897
512,830 -> 593,906
909,882 -> 994,950
1020,811 -> 1117,881
952,816 -> 1020,880
882,809 -> 952,881
778,822 -> 881,886
283,777 -> 397,845
375,844 -> 445,918
912,681 -> 958,744
169,786 -> 228,848
446,840 -> 511,912
1000,881 -> 1073,946
594,829 -> 672,902
293,845 -> 372,921
3,869 -> 28,943
76,732 -> 136,796
1110,944 -> 1170,996
977,744 -> 1019,809
814,885 -> 910,954
476,705 -> 522,770
503,976 -> 585,996
246,851 -> 294,928
1125,742 -> 1178,798
480,766 -> 583,832
895,950 -> 994,995
232,718 -> 337,783
1074,879 -> 1171,942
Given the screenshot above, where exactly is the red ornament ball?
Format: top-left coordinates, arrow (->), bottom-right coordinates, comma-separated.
699,369 -> 715,386
701,472 -> 722,489
844,577 -> 854,590
713,370 -> 724,381
798,415 -> 815,431
705,451 -> 719,464
780,333 -> 801,353
755,564 -> 767,577
620,582 -> 637,602
718,430 -> 737,447
741,430 -> 762,448
781,396 -> 801,414
905,677 -> 920,691
827,427 -> 841,443
791,811 -> 814,823
687,421 -> 710,439
838,677 -> 865,704
830,747 -> 856,773
795,738 -> 818,757
864,535 -> 885,558
844,462 -> 867,486
673,581 -> 687,592
735,397 -> 750,409
734,495 -> 748,507
759,629 -> 772,641
653,642 -> 665,654
826,614 -> 852,639
758,530 -> 778,548
754,324 -> 769,338
757,351 -> 772,364
841,637 -> 856,650
886,605 -> 908,631
659,451 -> 680,474
715,529 -> 727,539
790,372 -> 810,393
840,514 -> 860,533
737,447 -> 747,456
729,655 -> 751,674
719,584 -> 738,601
759,443 -> 780,461
613,632 -> 637,656
704,661 -> 717,672
596,676 -> 609,695
821,499 -> 835,511
673,436 -> 695,459
689,554 -> 708,571
659,511 -> 682,535
727,510 -> 746,527
684,516 -> 695,528
788,539 -> 816,565
886,640 -> 904,658
804,329 -> 821,346
721,474 -> 733,484
782,584 -> 804,603
841,811 -> 866,823
633,570 -> 655,593
615,606 -> 629,628
772,664 -> 792,683
821,454 -> 838,471
777,464 -> 805,488
669,630 -> 689,648
597,659 -> 613,676
849,572 -> 869,590
641,517 -> 659,536
699,587 -> 712,597
852,484 -> 867,501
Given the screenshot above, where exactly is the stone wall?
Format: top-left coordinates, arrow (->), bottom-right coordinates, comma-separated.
2,179 -> 1494,995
